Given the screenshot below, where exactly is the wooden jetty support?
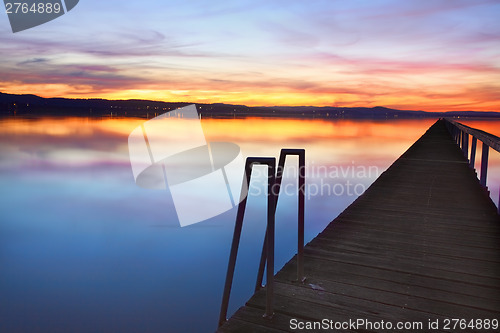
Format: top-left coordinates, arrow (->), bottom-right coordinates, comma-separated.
218,119 -> 500,332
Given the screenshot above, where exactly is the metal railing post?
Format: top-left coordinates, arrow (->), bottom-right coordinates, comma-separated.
218,157 -> 276,326
255,150 -> 287,292
255,231 -> 266,291
265,161 -> 276,318
256,149 -> 306,290
218,159 -> 252,327
480,143 -> 489,188
297,150 -> 305,283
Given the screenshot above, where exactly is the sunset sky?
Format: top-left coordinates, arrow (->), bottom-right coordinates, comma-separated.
1,0 -> 499,111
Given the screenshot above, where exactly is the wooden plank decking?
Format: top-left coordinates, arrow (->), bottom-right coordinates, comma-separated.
218,120 -> 500,332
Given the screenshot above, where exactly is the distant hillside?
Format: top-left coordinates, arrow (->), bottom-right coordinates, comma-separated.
265,105 -> 500,119
1,92 -> 499,119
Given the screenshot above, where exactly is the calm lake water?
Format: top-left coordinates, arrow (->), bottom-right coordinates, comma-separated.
0,116 -> 498,332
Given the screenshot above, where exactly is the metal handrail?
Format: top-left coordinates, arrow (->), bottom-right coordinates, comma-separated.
443,118 -> 500,213
255,149 -> 305,293
218,149 -> 306,326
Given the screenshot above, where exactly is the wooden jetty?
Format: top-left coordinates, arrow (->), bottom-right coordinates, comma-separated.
218,119 -> 500,332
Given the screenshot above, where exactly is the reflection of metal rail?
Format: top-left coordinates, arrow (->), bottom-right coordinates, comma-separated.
218,149 -> 305,326
443,118 -> 500,213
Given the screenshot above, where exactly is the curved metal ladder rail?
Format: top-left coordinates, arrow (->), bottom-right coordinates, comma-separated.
255,149 -> 306,292
218,149 -> 305,327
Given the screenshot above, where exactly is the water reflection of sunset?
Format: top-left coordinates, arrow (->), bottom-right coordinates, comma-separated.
0,117 -> 438,170
201,118 -> 437,166
3,117 -> 495,206
201,118 -> 435,141
0,117 -> 142,137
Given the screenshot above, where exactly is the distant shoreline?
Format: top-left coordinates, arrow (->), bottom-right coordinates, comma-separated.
1,92 -> 500,120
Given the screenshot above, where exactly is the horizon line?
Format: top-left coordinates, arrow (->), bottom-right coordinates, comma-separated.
3,91 -> 500,114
